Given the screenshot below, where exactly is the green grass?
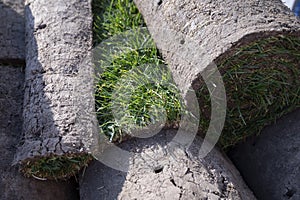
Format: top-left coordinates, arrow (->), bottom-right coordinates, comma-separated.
198,35 -> 300,150
93,0 -> 183,141
95,49 -> 183,141
21,154 -> 93,180
92,0 -> 145,45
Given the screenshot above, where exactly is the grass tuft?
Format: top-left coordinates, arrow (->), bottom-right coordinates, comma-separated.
21,154 -> 93,180
92,0 -> 145,45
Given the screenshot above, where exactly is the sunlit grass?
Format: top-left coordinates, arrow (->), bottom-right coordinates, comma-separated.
198,35 -> 300,150
93,0 -> 183,141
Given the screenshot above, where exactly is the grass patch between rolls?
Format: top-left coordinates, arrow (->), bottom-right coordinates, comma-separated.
93,0 -> 183,142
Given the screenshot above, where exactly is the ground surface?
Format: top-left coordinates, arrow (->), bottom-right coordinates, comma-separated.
229,108 -> 300,200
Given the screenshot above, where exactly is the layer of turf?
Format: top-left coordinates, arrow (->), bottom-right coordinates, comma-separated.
197,35 -> 300,150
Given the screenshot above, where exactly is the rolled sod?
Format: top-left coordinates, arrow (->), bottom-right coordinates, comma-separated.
133,0 -> 300,149
1,66 -> 79,200
14,0 -> 99,180
80,129 -> 256,200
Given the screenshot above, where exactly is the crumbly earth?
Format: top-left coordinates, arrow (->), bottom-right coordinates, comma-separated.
0,0 -> 24,60
80,130 -> 256,200
13,0 -> 99,179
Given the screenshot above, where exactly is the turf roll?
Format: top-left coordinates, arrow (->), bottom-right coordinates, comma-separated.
14,0 -> 99,180
133,0 -> 300,149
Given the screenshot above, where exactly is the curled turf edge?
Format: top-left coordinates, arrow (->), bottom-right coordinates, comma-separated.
196,34 -> 300,150
20,153 -> 93,180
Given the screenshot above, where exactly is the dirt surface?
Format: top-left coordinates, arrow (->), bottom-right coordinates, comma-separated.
229,108 -> 300,200
0,0 -> 24,60
80,129 -> 256,200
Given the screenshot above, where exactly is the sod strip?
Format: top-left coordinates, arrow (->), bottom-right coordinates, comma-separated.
93,0 -> 183,142
134,0 -> 300,148
14,0 -> 99,180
